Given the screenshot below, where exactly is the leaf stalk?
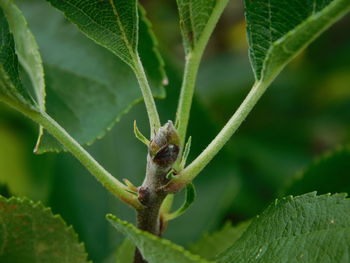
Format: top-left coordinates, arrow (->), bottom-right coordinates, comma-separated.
175,0 -> 230,149
167,81 -> 269,192
133,54 -> 161,138
26,111 -> 142,209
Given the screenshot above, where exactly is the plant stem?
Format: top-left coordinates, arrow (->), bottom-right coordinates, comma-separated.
134,156 -> 169,263
26,111 -> 142,209
133,54 -> 161,138
175,0 -> 230,148
137,153 -> 169,234
175,52 -> 201,147
166,81 -> 269,192
133,121 -> 180,263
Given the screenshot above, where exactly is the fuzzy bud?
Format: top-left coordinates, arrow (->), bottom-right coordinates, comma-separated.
149,121 -> 180,168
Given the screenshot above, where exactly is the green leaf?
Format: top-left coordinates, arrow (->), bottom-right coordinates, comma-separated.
45,0 -> 168,86
0,6 -> 36,112
18,0 -> 165,152
106,214 -> 212,263
217,192 -> 350,263
102,238 -> 134,263
284,146 -> 350,196
245,0 -> 350,83
177,0 -> 229,54
134,120 -> 150,146
1,0 -> 45,111
138,5 -> 168,90
189,221 -> 250,260
46,0 -> 138,67
0,0 -> 46,148
165,183 -> 196,221
0,196 -> 89,262
115,239 -> 134,263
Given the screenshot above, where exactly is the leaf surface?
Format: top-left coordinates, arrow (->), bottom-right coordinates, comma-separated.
0,6 -> 36,112
0,0 -> 45,111
0,196 -> 88,262
166,183 -> 196,221
177,0 -> 229,53
115,239 -> 134,263
0,0 -> 46,147
107,214 -> 212,263
18,0 -> 165,152
217,192 -> 350,263
245,0 -> 350,83
46,0 -> 138,67
189,221 -> 250,260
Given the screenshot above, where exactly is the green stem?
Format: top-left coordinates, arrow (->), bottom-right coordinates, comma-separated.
166,81 -> 269,192
175,52 -> 201,147
27,111 -> 142,209
133,54 -> 161,137
175,0 -> 229,148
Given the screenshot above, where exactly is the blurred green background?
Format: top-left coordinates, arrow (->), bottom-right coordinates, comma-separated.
1,1 -> 350,262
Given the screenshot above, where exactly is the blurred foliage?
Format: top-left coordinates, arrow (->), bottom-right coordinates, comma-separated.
0,1 -> 349,262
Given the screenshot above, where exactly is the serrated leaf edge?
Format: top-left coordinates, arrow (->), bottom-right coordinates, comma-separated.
282,145 -> 350,194
138,4 -> 168,88
36,77 -> 165,153
0,195 -> 91,263
216,192 -> 350,262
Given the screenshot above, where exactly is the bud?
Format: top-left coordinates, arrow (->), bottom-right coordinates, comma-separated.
149,121 -> 180,168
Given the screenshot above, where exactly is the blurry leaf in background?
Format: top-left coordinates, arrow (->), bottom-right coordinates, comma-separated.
217,193 -> 350,263
0,125 -> 32,197
17,0 -> 166,153
0,105 -> 54,202
0,196 -> 89,262
0,1 -> 349,263
138,5 -> 168,89
226,20 -> 247,53
189,221 -> 250,261
316,71 -> 350,105
0,124 -> 46,200
284,145 -> 350,196
196,53 -> 253,119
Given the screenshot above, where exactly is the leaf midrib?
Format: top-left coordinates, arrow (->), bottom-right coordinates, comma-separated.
188,0 -> 196,49
260,0 -> 348,80
189,0 -> 227,56
107,0 -> 137,61
61,0 -> 136,64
